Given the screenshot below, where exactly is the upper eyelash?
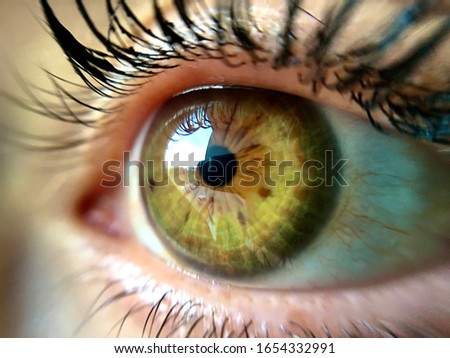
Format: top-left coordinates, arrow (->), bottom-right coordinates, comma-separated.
12,0 -> 450,149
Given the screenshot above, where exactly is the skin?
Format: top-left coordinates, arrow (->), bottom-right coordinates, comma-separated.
0,0 -> 449,337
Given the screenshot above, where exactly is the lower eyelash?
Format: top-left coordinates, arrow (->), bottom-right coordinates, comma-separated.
73,273 -> 261,338
68,260 -> 439,338
53,238 -> 447,339
87,286 -> 412,338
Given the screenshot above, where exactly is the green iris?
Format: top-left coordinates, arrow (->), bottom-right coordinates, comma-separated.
142,87 -> 340,277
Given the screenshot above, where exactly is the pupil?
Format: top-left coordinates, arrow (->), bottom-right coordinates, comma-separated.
198,145 -> 237,187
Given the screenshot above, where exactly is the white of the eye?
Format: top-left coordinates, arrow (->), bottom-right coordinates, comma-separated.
128,117 -> 174,262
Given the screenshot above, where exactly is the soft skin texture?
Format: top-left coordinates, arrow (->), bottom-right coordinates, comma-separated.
0,0 -> 449,337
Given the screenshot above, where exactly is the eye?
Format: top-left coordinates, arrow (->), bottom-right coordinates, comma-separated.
127,83 -> 449,291
6,0 -> 450,338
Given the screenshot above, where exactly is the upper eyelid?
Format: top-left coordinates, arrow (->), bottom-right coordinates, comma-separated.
23,0 -> 450,147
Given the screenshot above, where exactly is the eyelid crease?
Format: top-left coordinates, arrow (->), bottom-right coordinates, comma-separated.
27,0 -> 449,149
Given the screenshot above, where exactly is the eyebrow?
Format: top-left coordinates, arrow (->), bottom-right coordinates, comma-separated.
36,0 -> 450,145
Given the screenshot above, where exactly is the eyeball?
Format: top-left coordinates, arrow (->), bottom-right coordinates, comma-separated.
140,87 -> 339,277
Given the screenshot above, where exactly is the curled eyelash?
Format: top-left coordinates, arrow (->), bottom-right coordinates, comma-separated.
175,106 -> 212,137
4,0 -> 448,150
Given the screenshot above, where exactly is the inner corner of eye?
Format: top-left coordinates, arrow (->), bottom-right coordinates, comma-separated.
76,181 -> 133,241
132,86 -> 342,282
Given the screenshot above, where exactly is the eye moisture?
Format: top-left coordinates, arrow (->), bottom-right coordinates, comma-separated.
141,87 -> 340,276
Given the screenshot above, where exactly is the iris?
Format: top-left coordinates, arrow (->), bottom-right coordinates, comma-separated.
142,87 -> 340,277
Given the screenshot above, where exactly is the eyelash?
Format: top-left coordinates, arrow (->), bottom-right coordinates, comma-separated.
77,279 -> 266,338
30,0 -> 449,150
74,262 -> 421,338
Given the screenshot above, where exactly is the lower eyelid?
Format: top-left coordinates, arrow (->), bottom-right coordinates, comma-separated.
70,224 -> 450,338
